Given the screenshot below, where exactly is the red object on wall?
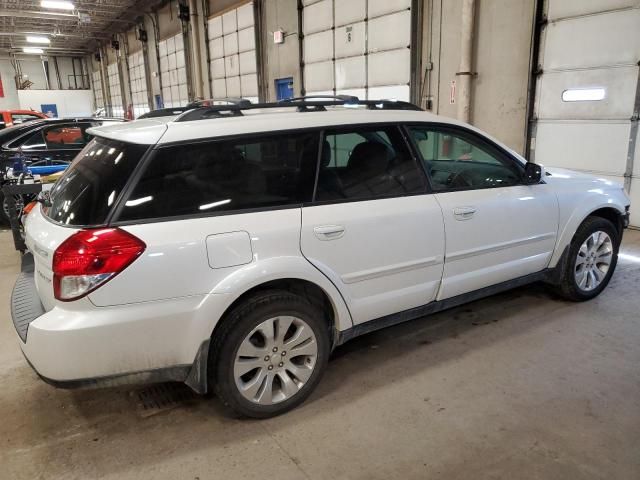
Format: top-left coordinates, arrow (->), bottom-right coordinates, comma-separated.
0,74 -> 4,98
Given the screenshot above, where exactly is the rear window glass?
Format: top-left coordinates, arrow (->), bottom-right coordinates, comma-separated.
118,131 -> 319,221
45,137 -> 148,226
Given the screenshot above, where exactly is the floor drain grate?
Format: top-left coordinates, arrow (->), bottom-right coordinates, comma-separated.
133,383 -> 199,417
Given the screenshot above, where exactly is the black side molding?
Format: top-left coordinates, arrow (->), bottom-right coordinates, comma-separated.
336,269 -> 553,345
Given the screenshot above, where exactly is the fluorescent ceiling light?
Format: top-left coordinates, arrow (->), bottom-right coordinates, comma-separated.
41,1 -> 75,10
26,36 -> 51,44
22,47 -> 44,54
562,88 -> 606,102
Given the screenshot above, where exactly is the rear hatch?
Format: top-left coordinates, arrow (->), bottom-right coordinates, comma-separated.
24,137 -> 150,311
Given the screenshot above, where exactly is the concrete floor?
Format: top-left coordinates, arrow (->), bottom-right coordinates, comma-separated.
1,228 -> 639,480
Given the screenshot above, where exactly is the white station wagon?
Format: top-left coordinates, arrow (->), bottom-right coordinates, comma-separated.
12,98 -> 631,418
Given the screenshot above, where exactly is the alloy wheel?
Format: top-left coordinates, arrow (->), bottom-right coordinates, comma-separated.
574,231 -> 613,291
233,316 -> 318,405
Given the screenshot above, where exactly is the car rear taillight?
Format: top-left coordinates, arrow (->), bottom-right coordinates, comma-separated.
52,228 -> 145,301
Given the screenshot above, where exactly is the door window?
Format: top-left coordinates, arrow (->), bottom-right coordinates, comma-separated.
11,113 -> 43,125
20,124 -> 90,151
118,131 -> 319,221
408,126 -> 522,191
316,126 -> 426,201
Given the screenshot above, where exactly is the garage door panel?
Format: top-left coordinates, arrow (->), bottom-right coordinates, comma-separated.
535,122 -> 630,175
368,85 -> 410,101
303,0 -> 333,35
210,37 -> 224,59
212,58 -> 226,79
304,61 -> 334,92
368,49 -> 410,86
634,128 -> 640,177
336,57 -> 366,89
237,2 -> 254,29
538,66 -> 638,120
630,179 -> 640,226
238,27 -> 255,53
334,22 -> 366,59
212,78 -> 227,98
239,51 -> 257,75
224,33 -> 238,56
304,30 -> 334,63
335,0 -> 366,26
368,0 -> 411,18
225,54 -> 240,76
222,10 -> 237,34
542,9 -> 640,70
208,16 -> 223,38
241,73 -> 258,97
547,0 -> 637,20
368,10 -> 411,52
227,76 -> 241,97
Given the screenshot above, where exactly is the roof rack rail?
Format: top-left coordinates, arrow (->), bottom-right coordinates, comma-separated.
137,107 -> 189,119
174,98 -> 422,122
279,94 -> 360,104
186,97 -> 252,108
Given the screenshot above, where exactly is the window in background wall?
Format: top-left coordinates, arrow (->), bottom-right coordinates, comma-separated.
128,51 -> 150,118
92,71 -> 104,109
158,33 -> 189,108
207,1 -> 259,102
107,63 -> 124,117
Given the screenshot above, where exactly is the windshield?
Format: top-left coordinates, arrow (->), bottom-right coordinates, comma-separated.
45,137 -> 149,226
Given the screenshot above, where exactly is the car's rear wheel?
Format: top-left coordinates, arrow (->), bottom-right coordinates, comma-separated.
0,192 -> 24,225
209,290 -> 330,418
557,216 -> 619,301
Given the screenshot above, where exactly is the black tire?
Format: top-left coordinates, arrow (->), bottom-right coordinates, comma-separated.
556,216 -> 619,301
209,290 -> 330,418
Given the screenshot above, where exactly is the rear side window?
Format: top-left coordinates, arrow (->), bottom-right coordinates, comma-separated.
316,126 -> 426,201
118,131 -> 319,221
46,138 -> 148,226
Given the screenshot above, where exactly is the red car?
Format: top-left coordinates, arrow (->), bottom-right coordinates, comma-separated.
0,110 -> 48,130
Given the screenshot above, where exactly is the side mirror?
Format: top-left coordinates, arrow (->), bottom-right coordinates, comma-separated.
523,162 -> 544,185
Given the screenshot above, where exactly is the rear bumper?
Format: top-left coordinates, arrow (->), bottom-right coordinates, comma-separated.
11,255 -> 220,388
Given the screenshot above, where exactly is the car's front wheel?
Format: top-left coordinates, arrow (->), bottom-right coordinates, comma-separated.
210,290 -> 330,418
557,216 -> 619,301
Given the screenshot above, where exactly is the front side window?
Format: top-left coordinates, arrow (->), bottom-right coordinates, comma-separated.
46,137 -> 148,226
408,126 -> 522,191
316,126 -> 426,201
118,131 -> 319,221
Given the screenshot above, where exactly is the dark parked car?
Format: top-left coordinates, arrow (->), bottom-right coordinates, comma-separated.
0,117 -> 124,223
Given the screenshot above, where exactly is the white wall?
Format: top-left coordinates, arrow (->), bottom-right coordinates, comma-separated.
17,90 -> 93,117
0,59 -> 20,110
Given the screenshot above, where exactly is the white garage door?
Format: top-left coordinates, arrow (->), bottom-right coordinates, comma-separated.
158,32 -> 189,108
92,70 -> 104,110
302,0 -> 412,101
532,1 -> 640,227
207,1 -> 259,102
128,50 -> 150,118
106,62 -> 124,117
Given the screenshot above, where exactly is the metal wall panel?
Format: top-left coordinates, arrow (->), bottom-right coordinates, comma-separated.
533,3 -> 640,226
368,0 -> 410,18
128,50 -> 150,118
535,122 -> 630,175
159,33 -> 188,108
537,67 -> 638,120
368,10 -> 410,52
336,56 -> 366,89
207,2 -> 258,102
547,0 -> 637,20
335,0 -> 366,26
106,62 -> 123,117
542,9 -> 640,71
302,0 -> 412,100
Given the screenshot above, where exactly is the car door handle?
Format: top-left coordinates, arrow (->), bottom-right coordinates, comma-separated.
313,225 -> 345,240
453,206 -> 476,220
